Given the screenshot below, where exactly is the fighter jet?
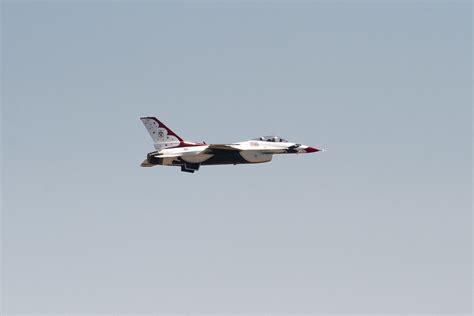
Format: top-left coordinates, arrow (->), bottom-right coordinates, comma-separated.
140,116 -> 322,173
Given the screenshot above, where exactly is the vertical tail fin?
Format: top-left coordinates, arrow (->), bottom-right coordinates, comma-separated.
140,117 -> 184,150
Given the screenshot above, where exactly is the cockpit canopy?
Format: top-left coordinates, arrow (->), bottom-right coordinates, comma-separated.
253,136 -> 288,143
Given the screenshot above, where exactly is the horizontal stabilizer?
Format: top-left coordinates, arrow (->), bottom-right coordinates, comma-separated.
140,160 -> 155,167
153,153 -> 185,158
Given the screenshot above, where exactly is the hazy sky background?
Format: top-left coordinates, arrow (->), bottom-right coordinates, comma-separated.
1,1 -> 472,314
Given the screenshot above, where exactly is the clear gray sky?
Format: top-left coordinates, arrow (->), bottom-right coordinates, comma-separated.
1,1 -> 472,314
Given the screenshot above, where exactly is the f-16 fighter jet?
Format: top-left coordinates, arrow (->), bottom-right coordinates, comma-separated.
140,116 -> 322,173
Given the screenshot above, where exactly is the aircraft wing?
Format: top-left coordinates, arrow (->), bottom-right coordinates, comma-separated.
149,144 -> 277,160
204,144 -> 277,154
204,144 -> 240,151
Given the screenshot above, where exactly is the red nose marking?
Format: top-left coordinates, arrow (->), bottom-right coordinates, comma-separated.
305,146 -> 320,153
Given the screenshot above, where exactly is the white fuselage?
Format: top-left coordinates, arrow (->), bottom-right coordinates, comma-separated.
154,140 -> 312,166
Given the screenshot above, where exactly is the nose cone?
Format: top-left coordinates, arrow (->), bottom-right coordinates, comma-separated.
305,146 -> 320,153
